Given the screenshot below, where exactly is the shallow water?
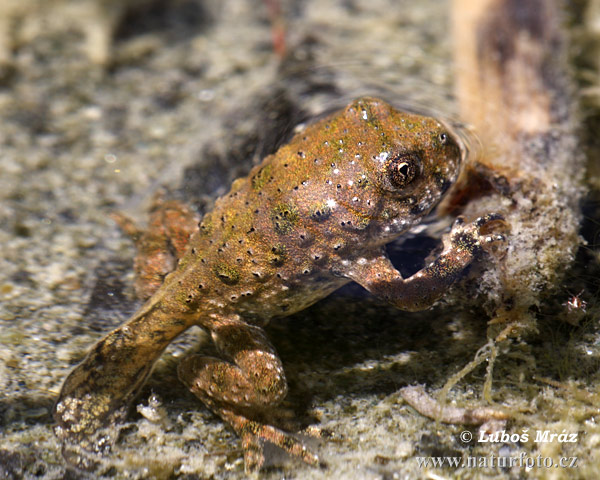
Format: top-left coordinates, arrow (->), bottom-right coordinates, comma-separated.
1,1 -> 599,479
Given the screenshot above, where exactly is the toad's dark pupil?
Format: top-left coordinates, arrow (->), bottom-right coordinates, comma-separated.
397,163 -> 409,177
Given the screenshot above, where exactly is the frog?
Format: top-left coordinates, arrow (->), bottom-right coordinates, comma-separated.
53,96 -> 505,472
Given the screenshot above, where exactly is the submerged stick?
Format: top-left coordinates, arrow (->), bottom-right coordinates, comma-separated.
452,0 -> 584,331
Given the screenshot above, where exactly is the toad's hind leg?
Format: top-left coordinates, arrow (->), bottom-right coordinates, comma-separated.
53,299 -> 193,469
178,315 -> 320,472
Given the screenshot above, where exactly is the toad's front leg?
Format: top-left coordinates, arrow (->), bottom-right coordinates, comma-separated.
345,214 -> 506,311
178,314 -> 320,472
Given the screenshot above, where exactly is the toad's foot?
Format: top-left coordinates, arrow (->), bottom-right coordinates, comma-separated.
450,212 -> 507,255
221,409 -> 321,472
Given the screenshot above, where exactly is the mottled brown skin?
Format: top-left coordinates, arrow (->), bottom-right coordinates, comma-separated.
54,97 -> 503,472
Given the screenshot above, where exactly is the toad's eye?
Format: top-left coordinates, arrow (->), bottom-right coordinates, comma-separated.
386,153 -> 421,189
439,132 -> 449,144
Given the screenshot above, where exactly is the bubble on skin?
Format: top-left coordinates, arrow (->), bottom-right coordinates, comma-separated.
376,152 -> 389,163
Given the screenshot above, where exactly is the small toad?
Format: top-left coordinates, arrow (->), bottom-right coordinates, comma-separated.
54,97 -> 504,472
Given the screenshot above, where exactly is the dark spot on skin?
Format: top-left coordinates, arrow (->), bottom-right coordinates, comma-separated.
310,203 -> 331,222
271,203 -> 299,235
213,263 -> 240,285
269,244 -> 286,266
435,172 -> 452,195
410,202 -> 428,216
